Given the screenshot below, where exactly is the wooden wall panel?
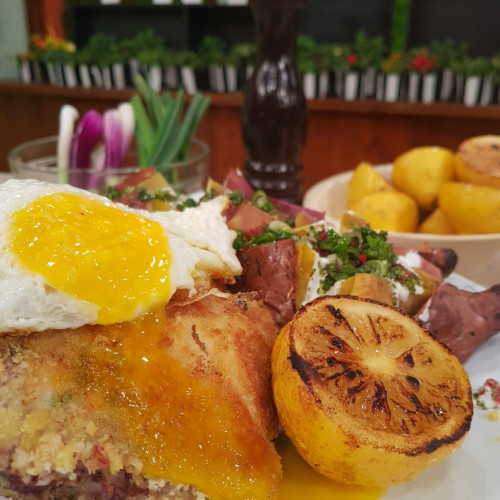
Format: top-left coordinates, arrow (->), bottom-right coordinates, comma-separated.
1,83 -> 500,193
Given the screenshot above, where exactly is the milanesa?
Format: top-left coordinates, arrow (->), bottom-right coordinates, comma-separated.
0,290 -> 281,500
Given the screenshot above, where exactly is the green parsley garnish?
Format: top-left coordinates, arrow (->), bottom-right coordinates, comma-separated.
228,190 -> 245,206
310,225 -> 420,296
233,225 -> 298,252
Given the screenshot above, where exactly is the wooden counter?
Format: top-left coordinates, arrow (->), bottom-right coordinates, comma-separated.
1,81 -> 500,190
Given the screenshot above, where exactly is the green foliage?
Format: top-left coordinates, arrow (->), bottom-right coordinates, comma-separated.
429,38 -> 469,67
175,50 -> 202,69
297,35 -> 318,73
491,54 -> 500,84
451,56 -> 493,77
80,33 -> 125,66
391,0 -> 410,53
136,46 -> 168,67
198,36 -> 226,66
322,44 -> 352,73
229,43 -> 256,66
121,29 -> 164,58
381,52 -> 405,74
39,48 -> 77,65
352,30 -> 386,70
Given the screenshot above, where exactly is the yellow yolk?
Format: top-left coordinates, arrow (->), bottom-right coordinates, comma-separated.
9,192 -> 172,324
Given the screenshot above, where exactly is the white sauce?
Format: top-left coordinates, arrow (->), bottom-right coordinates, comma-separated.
302,253 -> 344,306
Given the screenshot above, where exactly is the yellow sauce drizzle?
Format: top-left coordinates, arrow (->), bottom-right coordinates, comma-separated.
74,310 -> 281,499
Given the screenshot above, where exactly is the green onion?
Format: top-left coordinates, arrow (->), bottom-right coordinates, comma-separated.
131,75 -> 211,184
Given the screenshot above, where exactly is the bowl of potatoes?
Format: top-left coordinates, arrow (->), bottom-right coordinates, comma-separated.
303,135 -> 500,284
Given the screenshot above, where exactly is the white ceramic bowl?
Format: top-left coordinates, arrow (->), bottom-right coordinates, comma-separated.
303,164 -> 500,287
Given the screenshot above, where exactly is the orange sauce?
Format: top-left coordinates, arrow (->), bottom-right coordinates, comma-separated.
73,310 -> 280,499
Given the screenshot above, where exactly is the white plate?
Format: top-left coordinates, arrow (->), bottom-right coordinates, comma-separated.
384,273 -> 500,500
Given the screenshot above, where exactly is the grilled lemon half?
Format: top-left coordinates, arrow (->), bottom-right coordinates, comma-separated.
271,295 -> 473,488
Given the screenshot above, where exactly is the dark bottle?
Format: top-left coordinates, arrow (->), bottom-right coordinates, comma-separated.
241,0 -> 307,204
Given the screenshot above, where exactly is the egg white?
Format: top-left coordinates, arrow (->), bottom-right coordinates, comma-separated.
0,179 -> 241,333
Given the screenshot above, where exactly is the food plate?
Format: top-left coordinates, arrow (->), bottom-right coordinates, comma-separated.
1,275 -> 497,500
303,165 -> 500,287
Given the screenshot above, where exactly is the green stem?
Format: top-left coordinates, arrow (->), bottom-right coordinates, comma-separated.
391,0 -> 410,53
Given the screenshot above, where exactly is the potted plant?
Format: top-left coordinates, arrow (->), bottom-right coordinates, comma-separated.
16,51 -> 42,84
162,48 -> 180,90
82,36 -> 126,89
478,56 -> 495,106
405,47 -> 439,104
121,30 -> 165,87
137,46 -> 168,92
322,43 -> 350,98
230,43 -> 256,88
60,50 -> 79,88
343,51 -> 361,101
224,47 -> 240,93
36,34 -> 76,87
429,38 -> 469,102
492,54 -> 500,104
73,46 -> 90,88
314,44 -> 332,98
40,49 -> 66,86
198,36 -> 226,93
351,30 -> 385,99
176,50 -> 202,95
297,35 -> 318,99
452,57 -> 493,106
104,40 -> 128,89
17,34 -> 46,84
16,52 -> 33,84
380,52 -> 405,102
80,33 -> 119,89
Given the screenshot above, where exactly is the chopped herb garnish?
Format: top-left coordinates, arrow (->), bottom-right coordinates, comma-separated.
249,190 -> 275,214
199,188 -> 217,203
105,186 -> 122,200
233,225 -> 298,252
177,197 -> 198,210
310,225 -> 420,295
228,190 -> 245,206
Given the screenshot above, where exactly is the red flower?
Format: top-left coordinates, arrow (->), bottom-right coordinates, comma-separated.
347,53 -> 358,66
413,54 -> 433,72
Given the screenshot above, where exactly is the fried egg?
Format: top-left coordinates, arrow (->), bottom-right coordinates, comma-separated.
0,179 -> 241,333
